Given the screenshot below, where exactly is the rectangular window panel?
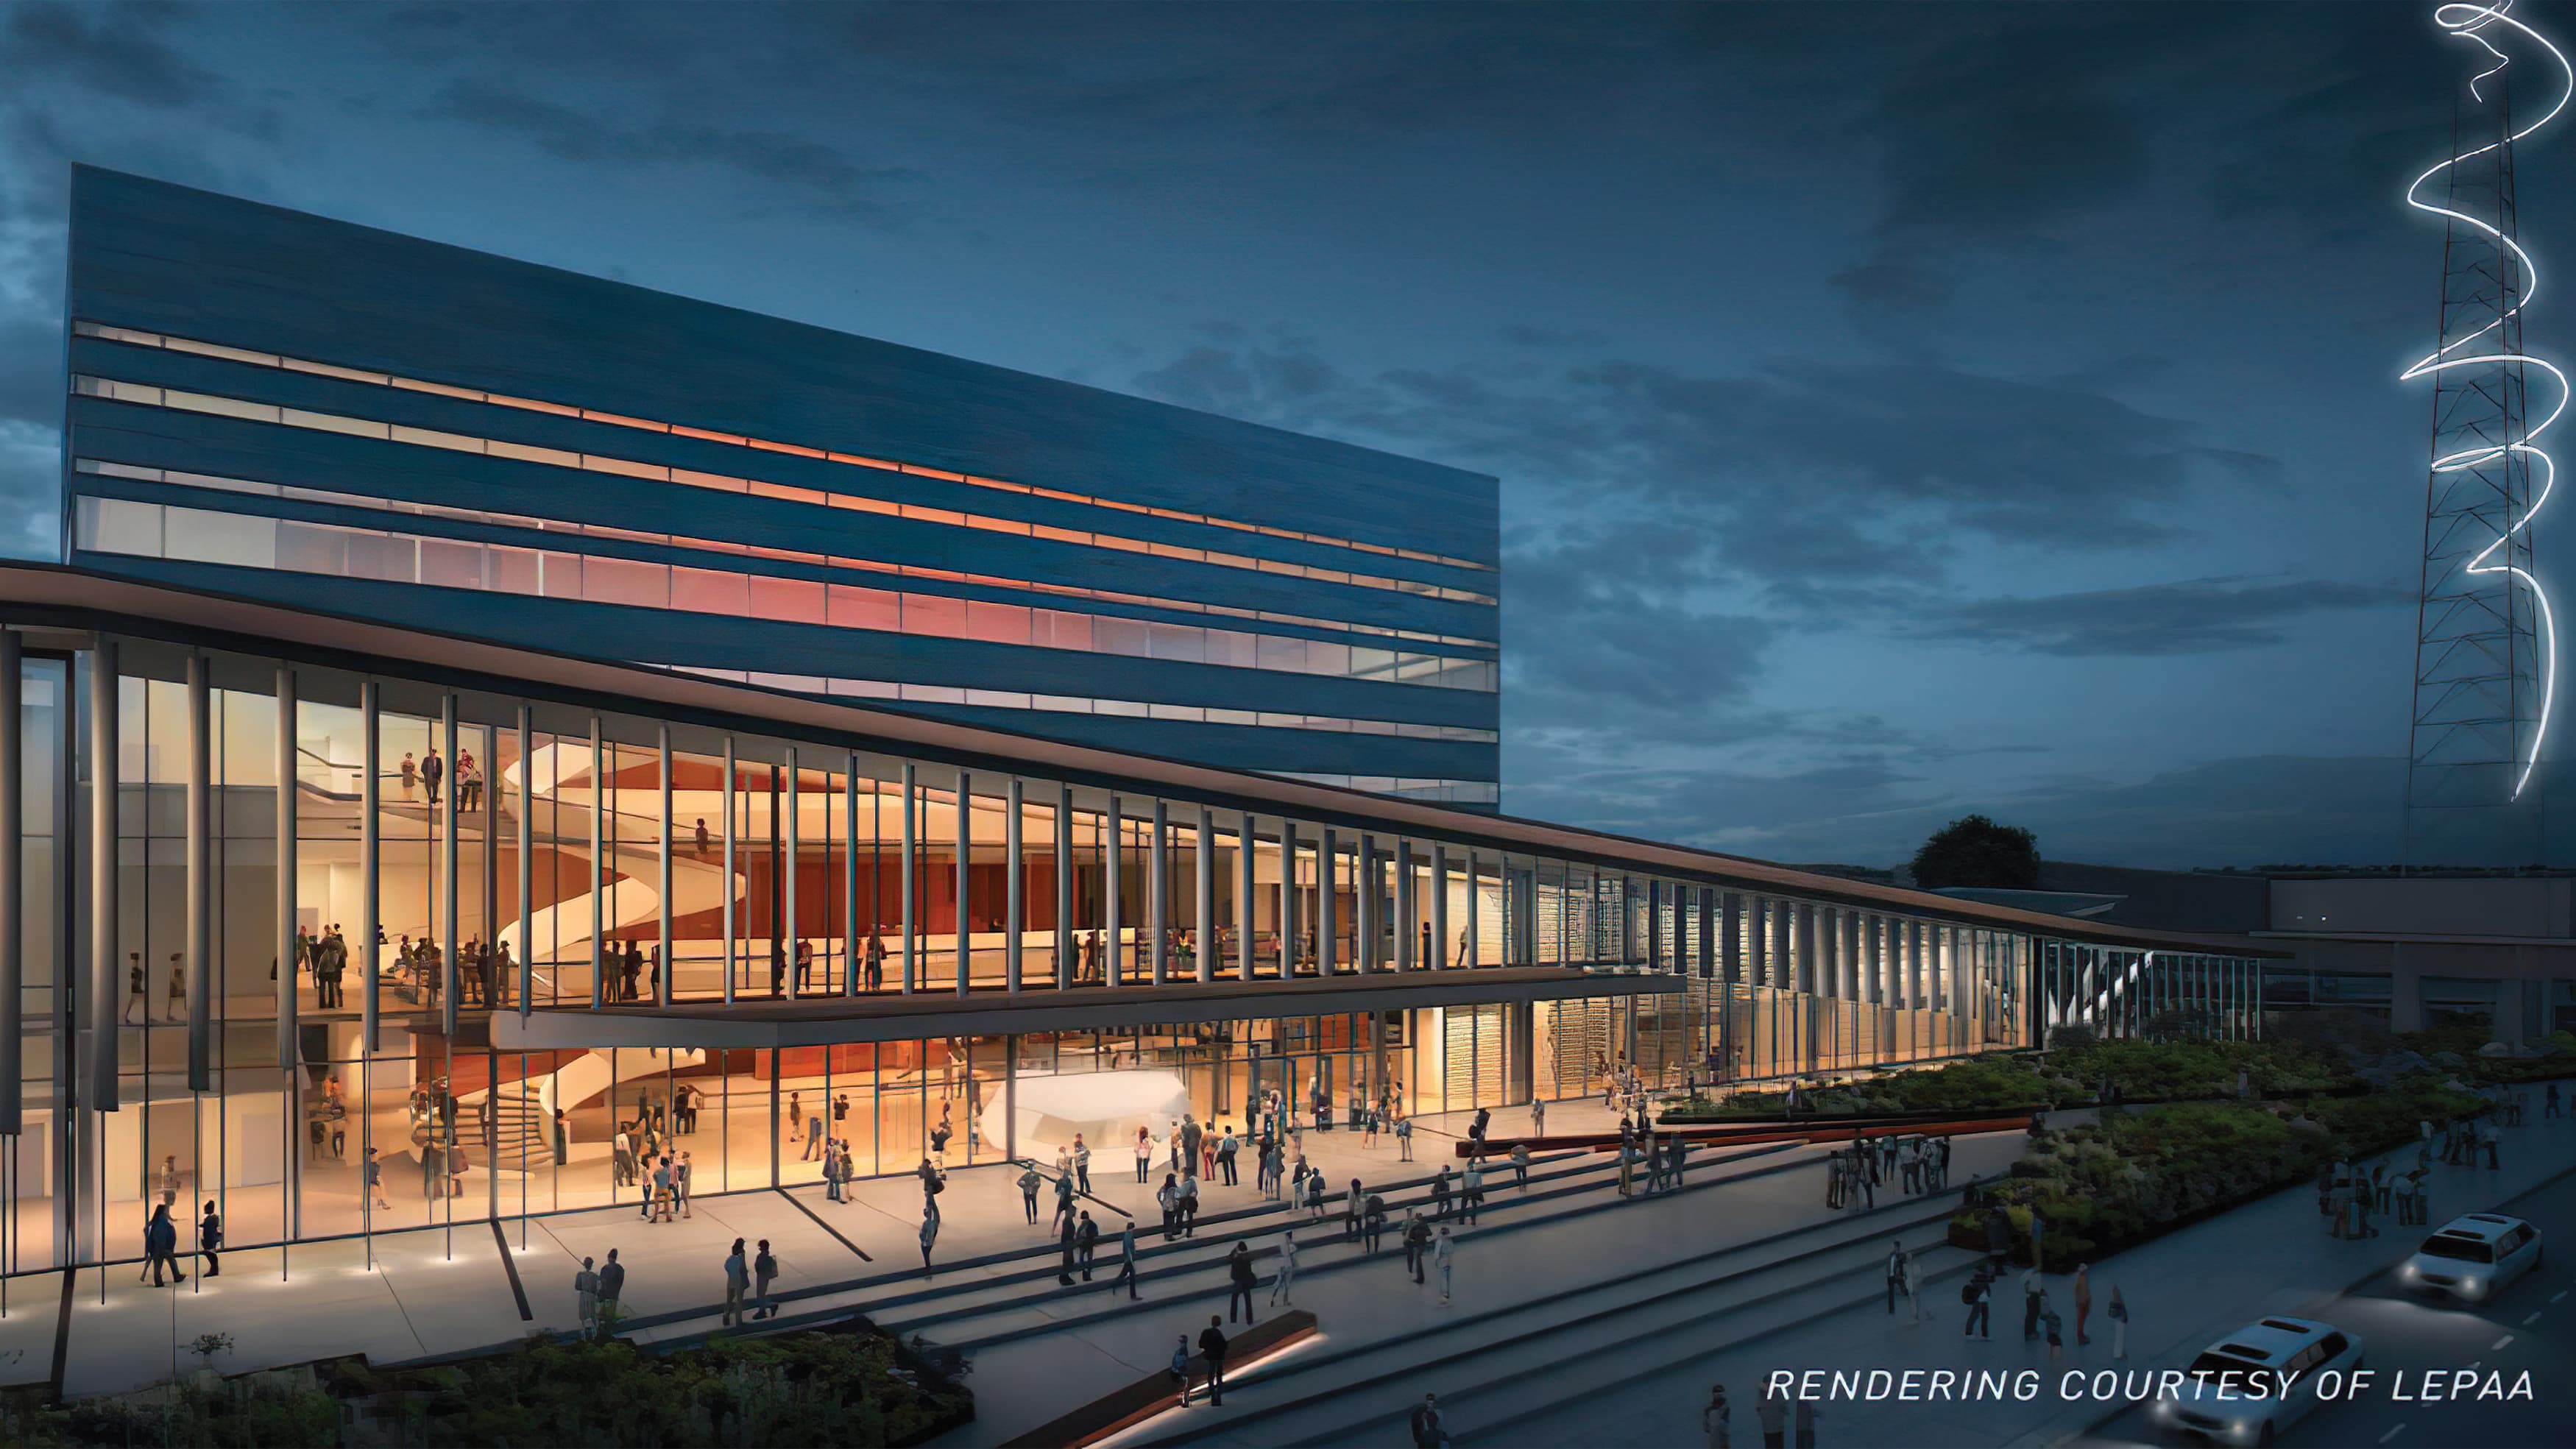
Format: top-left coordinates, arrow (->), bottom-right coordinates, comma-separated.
748,573 -> 825,623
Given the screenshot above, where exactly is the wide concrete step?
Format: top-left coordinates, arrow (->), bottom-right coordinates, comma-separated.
1139,1200 -> 1968,1448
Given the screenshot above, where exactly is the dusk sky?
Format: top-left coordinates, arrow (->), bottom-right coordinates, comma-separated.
1,1 -> 2564,870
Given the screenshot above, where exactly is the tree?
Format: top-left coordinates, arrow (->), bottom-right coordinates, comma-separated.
1909,814 -> 2039,890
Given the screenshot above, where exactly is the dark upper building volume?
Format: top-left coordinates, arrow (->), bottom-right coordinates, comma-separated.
60,166 -> 1502,806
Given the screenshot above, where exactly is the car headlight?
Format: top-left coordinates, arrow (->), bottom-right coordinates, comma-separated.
2401,1263 -> 2418,1280
2460,1276 -> 2484,1297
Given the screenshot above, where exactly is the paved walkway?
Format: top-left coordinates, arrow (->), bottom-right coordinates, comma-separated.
1476,1108 -> 2576,1449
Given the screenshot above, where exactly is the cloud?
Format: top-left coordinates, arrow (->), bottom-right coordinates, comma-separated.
422,81 -> 913,224
1904,575 -> 2408,656
4,1 -> 227,113
1128,335 -> 2276,603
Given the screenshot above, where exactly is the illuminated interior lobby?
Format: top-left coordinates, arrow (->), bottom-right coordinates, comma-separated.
0,567 -> 2267,1280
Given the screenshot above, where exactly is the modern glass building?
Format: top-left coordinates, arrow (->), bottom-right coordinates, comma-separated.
0,567 -> 2271,1278
59,166 -> 1502,807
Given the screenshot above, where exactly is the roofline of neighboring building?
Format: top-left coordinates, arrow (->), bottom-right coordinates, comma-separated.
0,562 -> 2287,958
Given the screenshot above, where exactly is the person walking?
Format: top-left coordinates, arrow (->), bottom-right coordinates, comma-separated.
595,1249 -> 625,1339
1217,1127 -> 1238,1186
1073,1133 -> 1094,1194
2073,1261 -> 2093,1347
722,1239 -> 749,1327
1056,1210 -> 1080,1286
1019,1162 -> 1042,1224
1404,1209 -> 1431,1284
365,1146 -> 389,1211
1433,1223 -> 1456,1305
676,1149 -> 693,1218
2109,1284 -> 2129,1359
1345,1177 -> 1365,1241
1964,1269 -> 1992,1339
1136,1126 -> 1155,1184
1227,1241 -> 1259,1322
1462,1161 -> 1485,1225
1196,1317 -> 1230,1406
1900,1246 -> 1924,1323
751,1239 -> 780,1319
142,1202 -> 184,1286
2042,1292 -> 2064,1361
575,1256 -> 601,1338
1531,1096 -> 1548,1138
1054,1166 -> 1078,1235
1886,1239 -> 1906,1314
1703,1384 -> 1733,1449
1411,1394 -> 1448,1449
1111,1217 -> 1140,1300
1364,1189 -> 1387,1253
919,1205 -> 941,1278
197,1200 -> 222,1278
2021,1266 -> 2044,1342
1271,1229 -> 1301,1305
1510,1140 -> 1532,1189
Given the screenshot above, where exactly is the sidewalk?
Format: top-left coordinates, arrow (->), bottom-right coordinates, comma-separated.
1473,1109 -> 2576,1448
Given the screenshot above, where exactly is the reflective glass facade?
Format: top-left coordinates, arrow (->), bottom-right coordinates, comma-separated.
0,576 -> 2268,1278
61,167 -> 1501,805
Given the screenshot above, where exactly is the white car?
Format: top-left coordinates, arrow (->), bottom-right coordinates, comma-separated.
2400,1212 -> 2544,1302
2153,1317 -> 2363,1446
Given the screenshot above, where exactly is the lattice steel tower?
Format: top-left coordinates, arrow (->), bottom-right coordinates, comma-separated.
2405,2 -> 2569,865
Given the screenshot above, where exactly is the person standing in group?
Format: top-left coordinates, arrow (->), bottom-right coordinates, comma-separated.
1019,1162 -> 1043,1224
1703,1384 -> 1732,1449
1073,1133 -> 1094,1194
575,1256 -> 601,1338
1900,1246 -> 1924,1323
1964,1269 -> 1992,1339
675,1149 -> 693,1218
753,1239 -> 779,1320
420,745 -> 442,806
1792,1395 -> 1819,1449
595,1249 -> 625,1339
1057,1209 -> 1080,1286
2073,1261 -> 2093,1347
197,1200 -> 222,1278
1226,1241 -> 1259,1321
1363,1188 -> 1387,1253
1756,1386 -> 1787,1449
1217,1126 -> 1238,1186
721,1239 -> 749,1327
1432,1223 -> 1456,1305
2108,1284 -> 2129,1359
1111,1217 -> 1140,1300
1195,1317 -> 1230,1407
1054,1166 -> 1079,1235
1136,1126 -> 1155,1184
1271,1229 -> 1301,1305
2021,1266 -> 2044,1342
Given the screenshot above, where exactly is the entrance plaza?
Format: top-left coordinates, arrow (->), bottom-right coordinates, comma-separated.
0,564 -> 2270,1300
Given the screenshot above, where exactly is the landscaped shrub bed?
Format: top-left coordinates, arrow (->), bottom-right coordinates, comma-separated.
10,1325 -> 972,1448
1943,1085 -> 2487,1272
1664,1038 -> 2354,1124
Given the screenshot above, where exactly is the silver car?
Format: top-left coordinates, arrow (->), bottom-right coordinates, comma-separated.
2152,1317 -> 2363,1445
2401,1212 -> 2544,1302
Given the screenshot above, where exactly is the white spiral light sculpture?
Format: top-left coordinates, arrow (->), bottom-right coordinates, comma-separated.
2403,1 -> 2572,801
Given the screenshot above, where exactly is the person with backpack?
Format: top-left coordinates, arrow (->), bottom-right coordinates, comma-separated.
1157,1172 -> 1181,1240
1962,1269 -> 1991,1339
